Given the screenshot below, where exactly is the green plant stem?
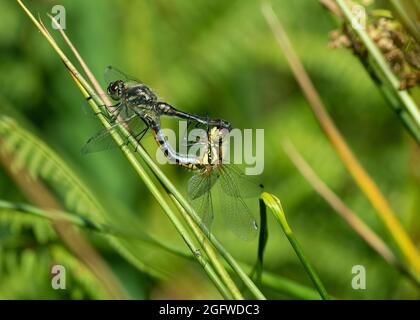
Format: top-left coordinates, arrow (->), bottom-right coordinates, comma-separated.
260,192 -> 330,300
80,80 -> 236,299
130,147 -> 266,298
146,157 -> 266,299
254,266 -> 322,300
389,0 -> 420,43
377,80 -> 420,142
170,195 -> 243,299
0,199 -> 188,259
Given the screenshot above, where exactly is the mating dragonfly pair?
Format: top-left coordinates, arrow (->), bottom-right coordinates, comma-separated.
83,67 -> 261,240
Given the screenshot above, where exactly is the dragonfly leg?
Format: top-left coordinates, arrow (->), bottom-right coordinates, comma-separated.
133,126 -> 149,152
93,102 -> 123,122
108,103 -> 125,122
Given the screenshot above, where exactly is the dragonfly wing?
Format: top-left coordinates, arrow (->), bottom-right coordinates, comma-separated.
219,164 -> 263,198
217,166 -> 259,240
187,172 -> 218,200
81,123 -> 121,154
187,173 -> 214,231
82,114 -> 148,154
104,66 -> 143,89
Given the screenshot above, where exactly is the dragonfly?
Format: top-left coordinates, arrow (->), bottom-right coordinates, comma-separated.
83,66 -> 261,240
82,66 -> 231,155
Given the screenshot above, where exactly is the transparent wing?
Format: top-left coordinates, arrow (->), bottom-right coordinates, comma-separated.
104,66 -> 142,89
216,166 -> 259,240
81,114 -> 149,154
187,171 -> 218,199
219,164 -> 263,198
187,173 -> 216,231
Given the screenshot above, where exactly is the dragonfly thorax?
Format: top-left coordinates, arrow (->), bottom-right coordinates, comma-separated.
124,85 -> 157,106
199,127 -> 227,166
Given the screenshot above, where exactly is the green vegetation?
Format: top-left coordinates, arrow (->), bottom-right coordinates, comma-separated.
0,0 -> 418,299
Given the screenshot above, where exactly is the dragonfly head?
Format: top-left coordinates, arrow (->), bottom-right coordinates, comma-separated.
107,80 -> 125,101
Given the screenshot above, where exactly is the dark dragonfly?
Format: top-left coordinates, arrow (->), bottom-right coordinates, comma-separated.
82,66 -> 231,159
83,66 -> 261,240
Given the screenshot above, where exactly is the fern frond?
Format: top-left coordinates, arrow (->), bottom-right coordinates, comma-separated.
0,246 -> 109,299
0,208 -> 56,244
0,115 -> 103,222
50,245 -> 110,299
0,209 -> 109,299
0,114 -> 171,279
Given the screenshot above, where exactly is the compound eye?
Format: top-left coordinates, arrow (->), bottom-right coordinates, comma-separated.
107,81 -> 123,101
107,83 -> 114,94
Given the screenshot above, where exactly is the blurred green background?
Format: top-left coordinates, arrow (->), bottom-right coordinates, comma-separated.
0,0 -> 419,299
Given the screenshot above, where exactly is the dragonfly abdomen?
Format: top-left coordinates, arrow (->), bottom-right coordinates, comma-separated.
149,121 -> 202,166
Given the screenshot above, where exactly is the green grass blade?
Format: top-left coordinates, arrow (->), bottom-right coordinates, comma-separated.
260,192 -> 330,300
